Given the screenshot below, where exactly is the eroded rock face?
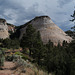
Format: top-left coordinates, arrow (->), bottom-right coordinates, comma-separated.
7,23 -> 15,33
0,18 -> 9,39
20,16 -> 72,45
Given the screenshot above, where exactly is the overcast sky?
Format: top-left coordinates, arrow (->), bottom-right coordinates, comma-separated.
0,0 -> 75,31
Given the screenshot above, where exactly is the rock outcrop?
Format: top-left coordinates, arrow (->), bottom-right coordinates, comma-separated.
0,18 -> 9,39
7,23 -> 15,33
19,16 -> 72,45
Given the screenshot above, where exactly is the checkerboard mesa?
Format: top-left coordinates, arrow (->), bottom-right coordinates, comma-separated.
19,16 -> 73,45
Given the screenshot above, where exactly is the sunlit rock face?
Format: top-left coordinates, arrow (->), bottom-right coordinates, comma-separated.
0,18 -> 9,39
20,16 -> 72,45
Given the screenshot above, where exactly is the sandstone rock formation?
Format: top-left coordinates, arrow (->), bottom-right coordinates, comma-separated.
20,16 -> 72,45
0,18 -> 9,39
7,23 -> 15,33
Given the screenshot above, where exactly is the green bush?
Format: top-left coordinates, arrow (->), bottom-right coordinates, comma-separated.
0,56 -> 5,66
15,52 -> 30,61
15,51 -> 22,55
22,55 -> 29,60
0,48 -> 5,67
6,55 -> 13,61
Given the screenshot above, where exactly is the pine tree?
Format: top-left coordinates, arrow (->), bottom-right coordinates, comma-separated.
44,40 -> 54,74
69,40 -> 75,75
70,7 -> 75,38
32,31 -> 45,65
20,24 -> 36,56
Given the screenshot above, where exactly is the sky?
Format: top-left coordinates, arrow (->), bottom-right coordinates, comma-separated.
0,0 -> 75,31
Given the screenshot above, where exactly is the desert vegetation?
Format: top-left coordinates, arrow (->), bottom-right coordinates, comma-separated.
20,24 -> 75,75
0,10 -> 75,75
0,23 -> 75,75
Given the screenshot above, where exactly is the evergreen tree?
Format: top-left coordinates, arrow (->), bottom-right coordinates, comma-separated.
70,10 -> 75,22
10,38 -> 20,49
0,48 -> 5,69
44,40 -> 72,75
70,8 -> 75,38
32,31 -> 45,65
65,30 -> 73,37
2,38 -> 11,48
20,24 -> 36,56
2,38 -> 20,49
68,40 -> 75,75
44,40 -> 54,74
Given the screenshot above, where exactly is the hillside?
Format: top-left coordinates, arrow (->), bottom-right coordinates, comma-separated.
14,16 -> 72,45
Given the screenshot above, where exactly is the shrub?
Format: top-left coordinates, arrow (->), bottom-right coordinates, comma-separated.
6,55 -> 13,61
0,48 -> 5,67
15,51 -> 22,55
22,55 -> 29,60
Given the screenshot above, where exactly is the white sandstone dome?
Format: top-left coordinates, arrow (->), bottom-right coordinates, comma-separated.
20,16 -> 72,45
0,18 -> 9,39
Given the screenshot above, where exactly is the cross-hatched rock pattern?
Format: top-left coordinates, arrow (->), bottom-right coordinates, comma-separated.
20,16 -> 72,45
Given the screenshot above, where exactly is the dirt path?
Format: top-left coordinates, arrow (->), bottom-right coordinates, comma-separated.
0,61 -> 16,75
0,61 -> 35,75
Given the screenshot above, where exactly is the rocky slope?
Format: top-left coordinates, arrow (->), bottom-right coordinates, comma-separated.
7,23 -> 15,33
19,16 -> 72,45
0,18 -> 9,39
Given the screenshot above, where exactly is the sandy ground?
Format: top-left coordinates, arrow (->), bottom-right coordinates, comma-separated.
0,61 -> 15,75
0,61 -> 35,75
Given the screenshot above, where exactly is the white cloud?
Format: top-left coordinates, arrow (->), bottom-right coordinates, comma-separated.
58,0 -> 74,7
0,0 -> 43,25
0,0 -> 74,30
3,9 -> 18,24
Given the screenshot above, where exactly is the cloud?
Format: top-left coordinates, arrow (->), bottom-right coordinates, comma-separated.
58,0 -> 74,7
58,20 -> 74,31
0,0 -> 74,31
0,0 -> 43,25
